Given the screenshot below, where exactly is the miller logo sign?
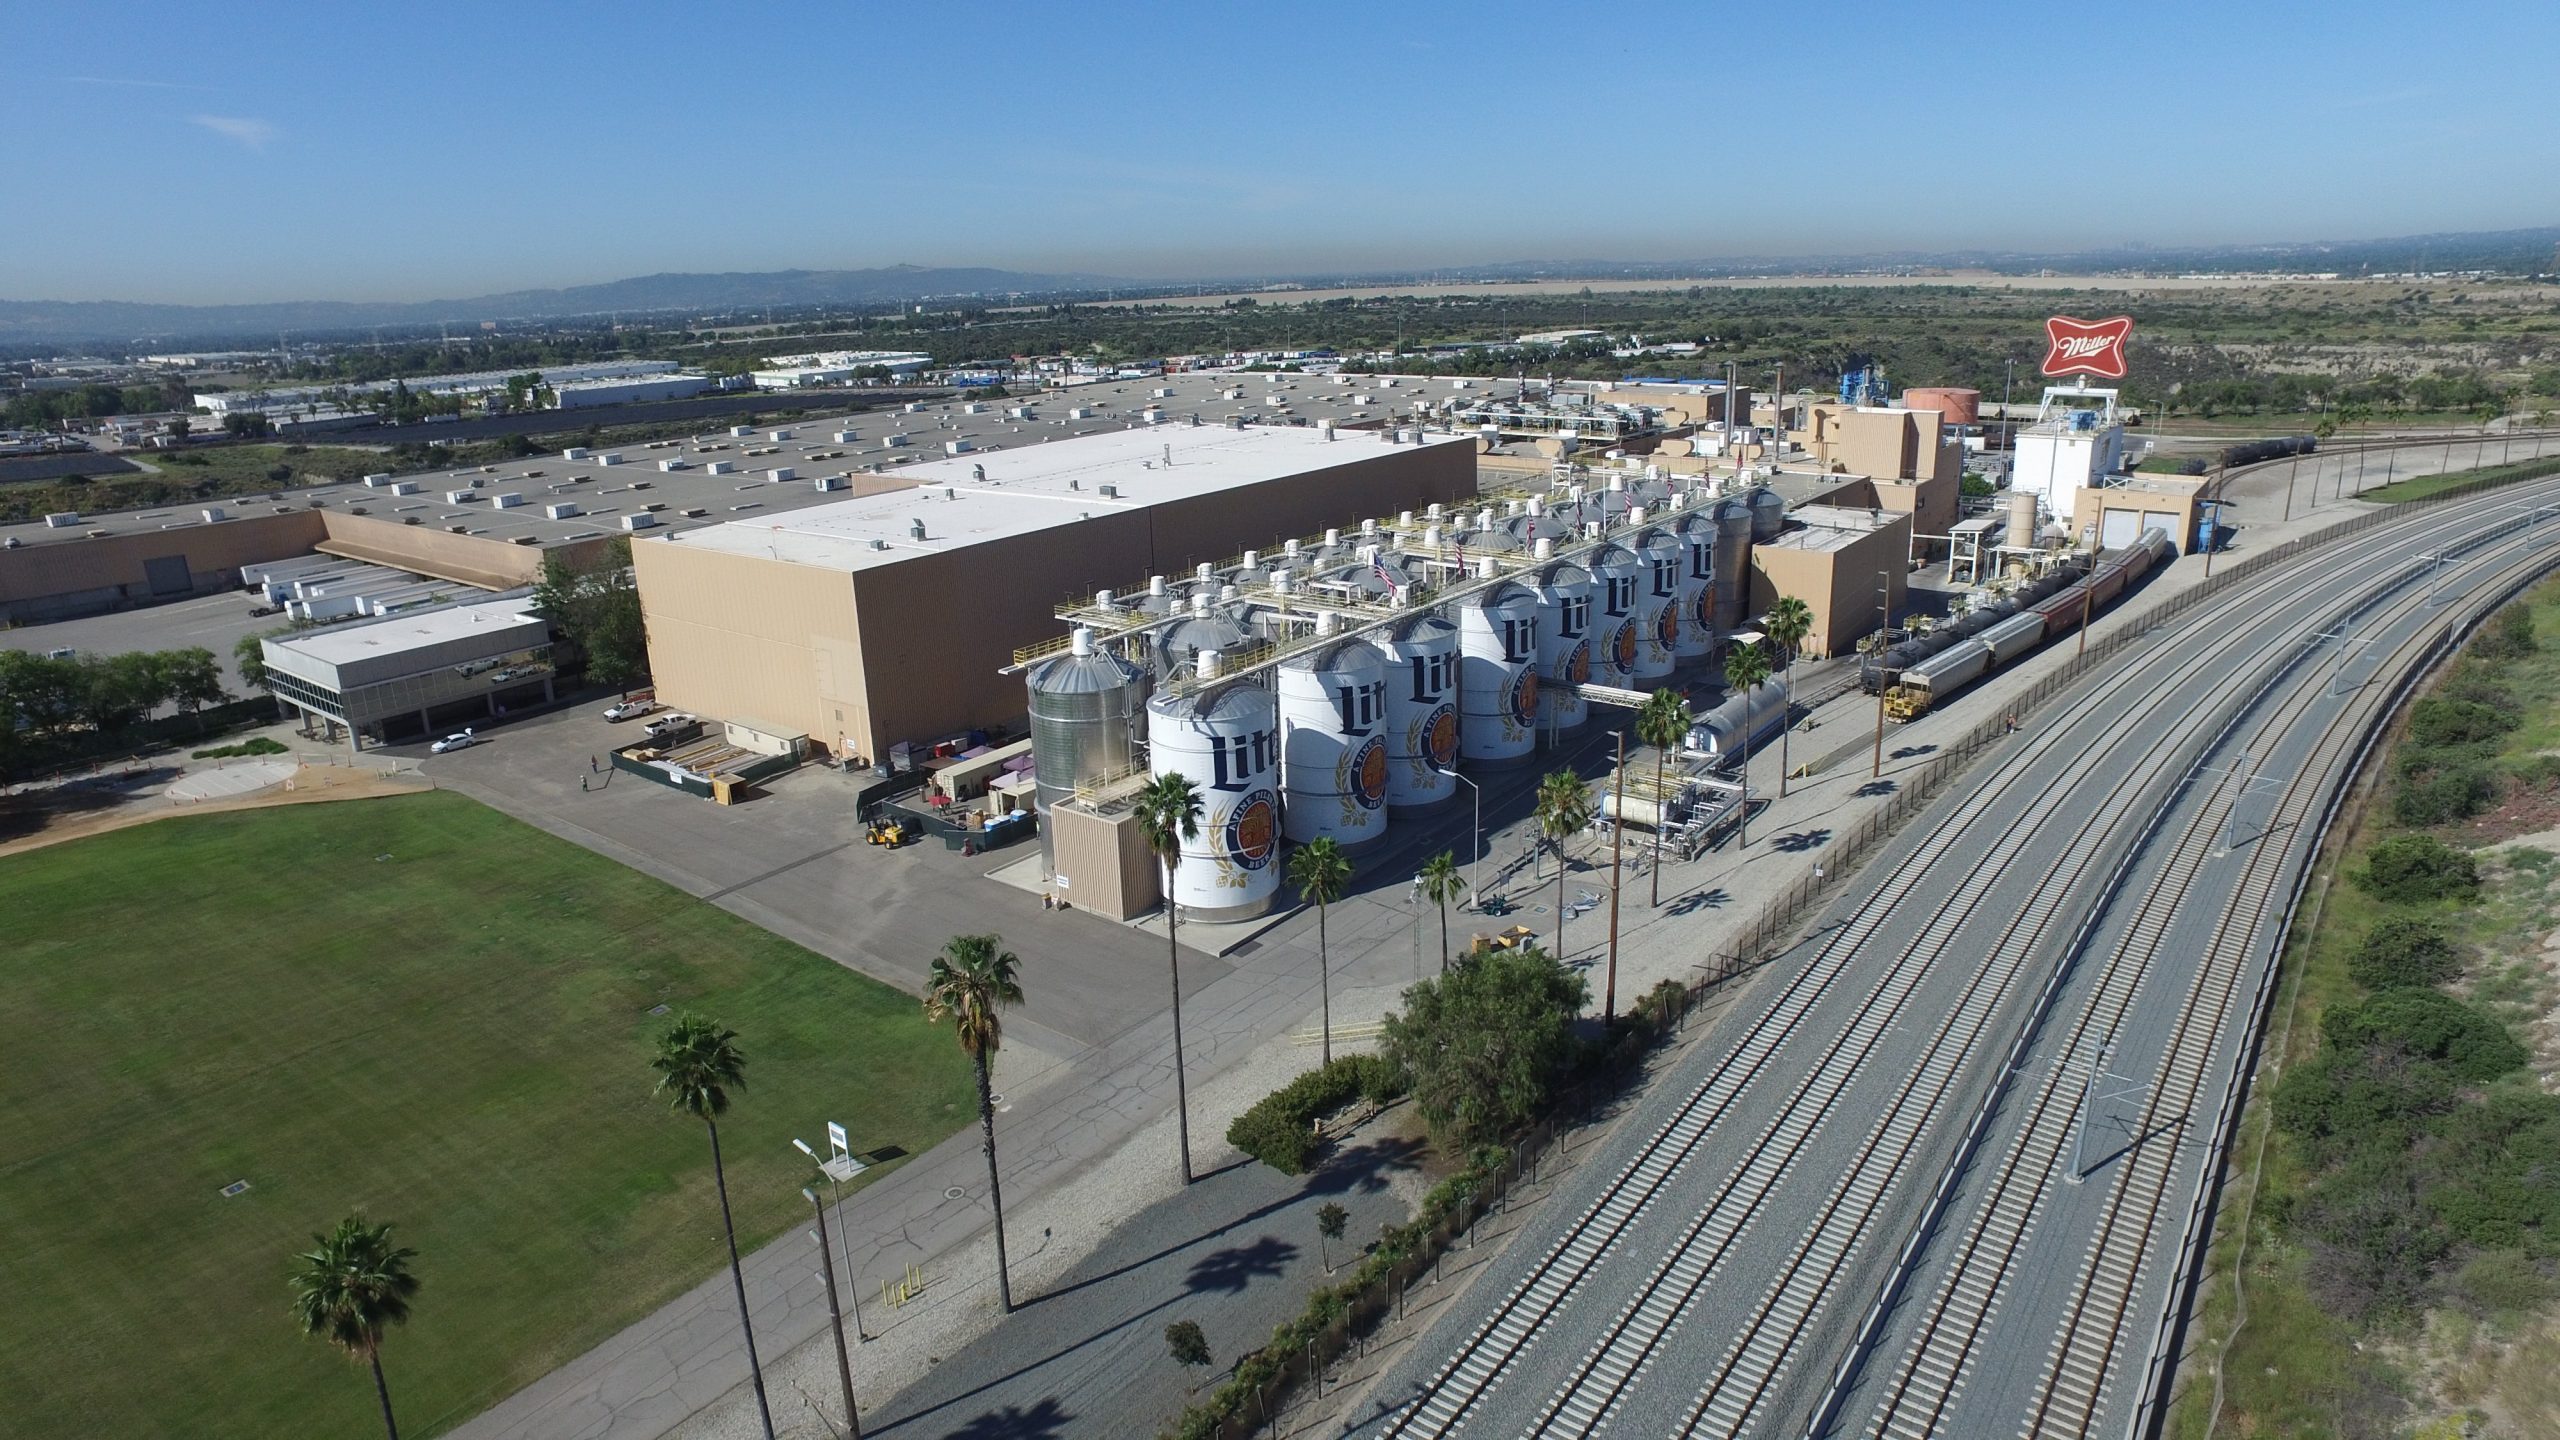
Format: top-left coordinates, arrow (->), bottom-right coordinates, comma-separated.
2041,315 -> 2134,380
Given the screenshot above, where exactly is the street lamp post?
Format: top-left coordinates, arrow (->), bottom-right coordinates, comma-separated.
1437,766 -> 1483,906
793,1136 -> 867,1342
802,1188 -> 863,1439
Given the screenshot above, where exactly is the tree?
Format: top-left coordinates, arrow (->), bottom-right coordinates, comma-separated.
1417,849 -> 1468,974
651,1015 -> 776,1440
1134,772 -> 1205,1183
78,652 -> 168,739
1634,689 -> 1693,907
925,934 -> 1026,1313
1380,946 -> 1589,1146
1723,642 -> 1773,846
532,537 -> 648,692
234,631 -> 277,694
2351,834 -> 2479,904
1164,1319 -> 1212,1390
1288,838 -> 1354,1067
1534,769 -> 1594,960
290,1216 -> 421,1440
163,646 -> 229,732
1764,596 -> 1813,798
223,411 -> 273,439
2347,916 -> 2461,992
1315,1202 -> 1349,1273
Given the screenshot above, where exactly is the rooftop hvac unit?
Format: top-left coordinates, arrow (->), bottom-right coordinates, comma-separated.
814,475 -> 847,492
387,481 -> 420,496
909,520 -> 927,540
447,490 -> 475,504
447,524 -> 470,534
833,431 -> 859,442
1098,484 -> 1119,498
658,459 -> 689,471
730,426 -> 755,437
766,467 -> 796,482
562,447 -> 590,460
884,433 -> 909,447
962,402 -> 988,414
545,502 -> 581,519
705,460 -> 734,474
201,506 -> 226,522
943,439 -> 974,455
620,513 -> 657,530
596,453 -> 621,465
681,507 -> 709,518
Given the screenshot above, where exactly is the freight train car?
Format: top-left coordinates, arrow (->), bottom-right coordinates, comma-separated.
1884,529 -> 2171,720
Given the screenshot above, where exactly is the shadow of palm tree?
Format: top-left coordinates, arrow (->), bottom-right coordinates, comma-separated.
942,1397 -> 1074,1439
1304,1134 -> 1425,1197
1667,887 -> 1731,916
1771,828 -> 1832,853
1853,779 -> 1897,798
1186,1235 -> 1298,1295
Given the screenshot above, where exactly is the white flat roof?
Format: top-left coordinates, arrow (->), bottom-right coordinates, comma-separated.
661,423 -> 1467,575
270,597 -> 542,667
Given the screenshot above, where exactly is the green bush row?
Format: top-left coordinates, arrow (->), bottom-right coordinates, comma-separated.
1224,1054 -> 1405,1176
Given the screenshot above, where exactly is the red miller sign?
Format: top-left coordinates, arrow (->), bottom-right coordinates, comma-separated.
2041,315 -> 2134,379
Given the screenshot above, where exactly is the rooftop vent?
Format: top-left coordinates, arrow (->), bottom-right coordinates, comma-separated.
910,520 -> 927,541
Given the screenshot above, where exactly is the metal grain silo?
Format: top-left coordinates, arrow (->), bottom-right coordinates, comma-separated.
1712,497 -> 1754,630
1025,628 -> 1147,869
1632,528 -> 1683,683
1587,541 -> 1643,686
1374,613 -> 1460,814
1748,485 -> 1788,543
1529,558 -> 1593,736
1459,584 -> 1541,766
1674,515 -> 1717,661
1146,681 -> 1281,922
1278,640 -> 1390,850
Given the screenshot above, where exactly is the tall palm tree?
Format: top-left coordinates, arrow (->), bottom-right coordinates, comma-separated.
1288,838 -> 1354,1065
290,1216 -> 420,1440
925,934 -> 1026,1312
1134,772 -> 1205,1184
1534,769 -> 1594,961
2336,400 -> 2372,495
1634,688 -> 1693,907
1417,848 -> 1468,973
1765,596 -> 1812,798
1724,642 -> 1772,847
653,1015 -> 776,1440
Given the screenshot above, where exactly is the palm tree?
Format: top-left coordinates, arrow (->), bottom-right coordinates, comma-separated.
2474,400 -> 2503,468
1288,837 -> 1354,1065
1134,772 -> 1205,1184
2336,400 -> 2372,494
1764,596 -> 1812,797
1724,641 -> 1773,847
925,933 -> 1026,1312
1534,769 -> 1594,960
290,1216 -> 420,1440
1634,688 -> 1693,907
653,1015 -> 777,1440
1417,849 -> 1468,973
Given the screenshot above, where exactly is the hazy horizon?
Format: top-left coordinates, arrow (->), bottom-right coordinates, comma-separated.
10,0 -> 2559,306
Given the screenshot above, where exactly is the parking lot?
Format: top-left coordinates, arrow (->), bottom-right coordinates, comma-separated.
2,589 -> 279,693
406,700 -> 1221,1062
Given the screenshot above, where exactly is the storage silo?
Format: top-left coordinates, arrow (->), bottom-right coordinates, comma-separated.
1278,640 -> 1390,850
2006,489 -> 2040,549
1633,529 -> 1683,683
1375,613 -> 1460,814
1458,584 -> 1541,766
1529,558 -> 1593,736
1674,515 -> 1717,661
1712,497 -> 1754,630
1147,682 -> 1282,923
1587,541 -> 1643,686
1748,485 -> 1788,543
1025,628 -> 1147,870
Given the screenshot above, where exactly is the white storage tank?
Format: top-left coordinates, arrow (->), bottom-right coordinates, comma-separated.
1458,584 -> 1541,766
1587,541 -> 1643,686
1529,559 -> 1594,736
1279,640 -> 1390,850
1373,613 -> 1460,814
1688,680 -> 1789,759
1633,529 -> 1683,682
1674,516 -> 1717,661
1147,682 -> 1282,922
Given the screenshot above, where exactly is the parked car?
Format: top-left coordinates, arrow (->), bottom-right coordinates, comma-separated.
603,698 -> 659,722
643,713 -> 698,741
430,729 -> 479,754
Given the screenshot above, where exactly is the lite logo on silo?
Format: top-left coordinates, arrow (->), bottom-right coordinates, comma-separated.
1207,728 -> 1276,792
1346,735 -> 1389,810
1224,791 -> 1278,869
2040,315 -> 2134,380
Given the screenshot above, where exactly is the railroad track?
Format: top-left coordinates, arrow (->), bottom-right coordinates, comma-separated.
1836,508 -> 2560,1440
1360,481 -> 2560,1440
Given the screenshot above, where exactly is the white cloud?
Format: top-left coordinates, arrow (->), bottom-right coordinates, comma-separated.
190,115 -> 279,149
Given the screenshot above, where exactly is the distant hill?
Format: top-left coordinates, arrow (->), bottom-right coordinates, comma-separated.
0,264 -> 1130,346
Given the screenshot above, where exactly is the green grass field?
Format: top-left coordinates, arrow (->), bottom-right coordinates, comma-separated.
0,791 -> 975,1438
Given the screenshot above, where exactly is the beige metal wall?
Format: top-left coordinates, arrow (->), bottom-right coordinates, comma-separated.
632,538 -> 872,756
315,513 -> 561,591
0,510 -> 325,614
1047,802 -> 1157,919
1750,517 -> 1911,659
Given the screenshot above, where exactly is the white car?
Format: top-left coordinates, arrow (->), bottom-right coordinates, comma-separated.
430,729 -> 480,754
603,698 -> 658,722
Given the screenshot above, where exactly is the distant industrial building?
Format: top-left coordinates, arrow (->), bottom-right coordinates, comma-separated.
631,423 -> 1477,762
2009,387 -> 2130,520
194,361 -> 687,417
751,351 -> 934,389
1747,504 -> 1912,659
260,597 -> 552,752
552,373 -> 714,408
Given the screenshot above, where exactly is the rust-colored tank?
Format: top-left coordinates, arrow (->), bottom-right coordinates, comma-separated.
1902,386 -> 1981,424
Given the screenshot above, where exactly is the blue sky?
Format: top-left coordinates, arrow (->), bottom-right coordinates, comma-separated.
8,0 -> 2557,304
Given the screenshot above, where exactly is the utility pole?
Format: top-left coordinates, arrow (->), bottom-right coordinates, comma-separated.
1872,569 -> 1893,778
1605,729 -> 1626,1026
803,1189 -> 863,1439
2077,552 -> 2096,658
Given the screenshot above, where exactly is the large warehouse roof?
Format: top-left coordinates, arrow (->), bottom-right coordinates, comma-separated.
660,424 -> 1471,575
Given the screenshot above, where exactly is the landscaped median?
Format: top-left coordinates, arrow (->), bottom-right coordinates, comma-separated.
2170,582 -> 2560,1439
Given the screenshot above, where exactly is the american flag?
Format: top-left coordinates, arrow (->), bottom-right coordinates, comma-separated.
1372,557 -> 1399,592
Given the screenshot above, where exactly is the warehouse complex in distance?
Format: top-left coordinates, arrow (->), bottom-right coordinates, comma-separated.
632,423 -> 1477,762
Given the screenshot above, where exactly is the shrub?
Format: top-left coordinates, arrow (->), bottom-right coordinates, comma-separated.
1381,946 -> 1588,1147
2407,697 -> 2519,750
263,463 -> 292,483
2471,603 -> 2537,661
2352,834 -> 2480,903
2320,989 -> 2527,1083
1225,1053 -> 1406,1175
2345,916 -> 2460,991
2391,761 -> 2502,827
